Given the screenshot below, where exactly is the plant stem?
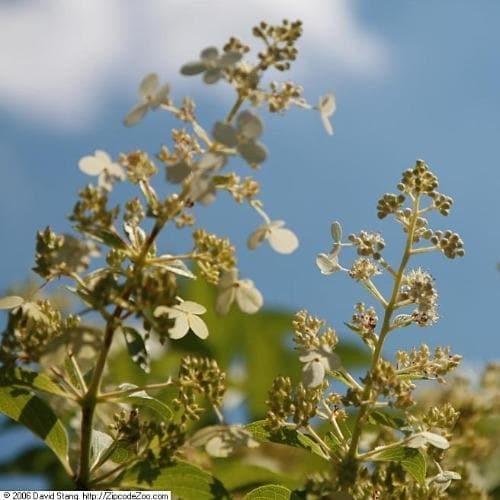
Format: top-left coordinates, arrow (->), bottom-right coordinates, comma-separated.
75,221 -> 163,488
98,379 -> 175,401
345,195 -> 421,462
225,96 -> 244,123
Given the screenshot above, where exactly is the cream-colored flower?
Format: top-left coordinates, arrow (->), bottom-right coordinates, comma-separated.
248,203 -> 298,254
316,221 -> 348,274
299,344 -> 341,388
318,94 -> 336,135
216,269 -> 263,315
78,150 -> 125,191
154,300 -> 208,340
180,47 -> 242,85
0,295 -> 24,310
124,73 -> 170,126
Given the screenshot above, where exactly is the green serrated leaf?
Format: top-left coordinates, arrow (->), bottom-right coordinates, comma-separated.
118,384 -> 172,421
118,460 -> 230,498
371,445 -> 427,484
246,420 -> 328,459
122,327 -> 150,373
0,367 -> 67,398
0,386 -> 70,473
244,484 -> 300,500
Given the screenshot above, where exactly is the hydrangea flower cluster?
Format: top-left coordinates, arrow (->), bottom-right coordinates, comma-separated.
264,161 -> 468,497
0,19 -> 337,492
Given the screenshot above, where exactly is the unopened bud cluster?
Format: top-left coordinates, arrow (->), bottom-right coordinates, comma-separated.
173,356 -> 226,422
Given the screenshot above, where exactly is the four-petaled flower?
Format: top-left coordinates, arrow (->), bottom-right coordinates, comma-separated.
78,150 -> 126,191
213,110 -> 267,166
154,300 -> 209,340
299,344 -> 341,388
317,94 -> 336,135
124,73 -> 170,127
216,269 -> 263,315
316,221 -> 348,274
248,202 -> 299,254
181,47 -> 242,84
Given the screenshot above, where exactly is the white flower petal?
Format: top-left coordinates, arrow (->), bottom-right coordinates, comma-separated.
169,313 -> 189,339
237,141 -> 267,165
316,253 -> 341,275
321,114 -> 334,135
303,360 -> 326,388
235,280 -> 263,314
203,68 -> 222,84
107,162 -> 126,180
124,102 -> 149,127
200,47 -> 219,62
166,161 -> 191,183
237,111 -> 263,140
215,286 -> 236,316
179,300 -> 206,315
299,351 -> 320,363
269,220 -> 286,229
213,121 -> 238,147
420,431 -> 449,449
151,83 -> 170,107
98,172 -> 113,191
0,295 -> 24,310
247,225 -> 269,250
198,152 -> 226,170
180,61 -> 207,76
331,221 -> 343,242
188,314 -> 209,339
406,433 -> 429,448
79,155 -> 104,176
218,269 -> 239,288
268,227 -> 299,254
153,305 -> 178,318
323,351 -> 342,371
218,51 -> 242,68
139,73 -> 159,96
94,150 -> 112,164
319,94 -> 336,117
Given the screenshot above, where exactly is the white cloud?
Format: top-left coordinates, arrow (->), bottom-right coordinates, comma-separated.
0,0 -> 389,130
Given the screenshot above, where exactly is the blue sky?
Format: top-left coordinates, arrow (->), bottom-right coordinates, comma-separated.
0,0 -> 499,487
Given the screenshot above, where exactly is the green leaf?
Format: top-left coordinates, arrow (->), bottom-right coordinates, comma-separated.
368,410 -> 406,430
117,384 -> 173,421
0,367 -> 67,398
0,295 -> 24,310
244,484 -> 300,500
122,327 -> 150,373
82,227 -> 128,250
90,430 -> 114,468
371,445 -> 427,484
213,462 -> 300,492
246,420 -> 328,459
64,356 -> 84,392
0,386 -> 70,472
118,460 -> 230,498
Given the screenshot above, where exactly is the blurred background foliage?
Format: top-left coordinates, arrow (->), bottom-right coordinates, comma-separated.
0,277 -> 499,497
0,277 -> 369,491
